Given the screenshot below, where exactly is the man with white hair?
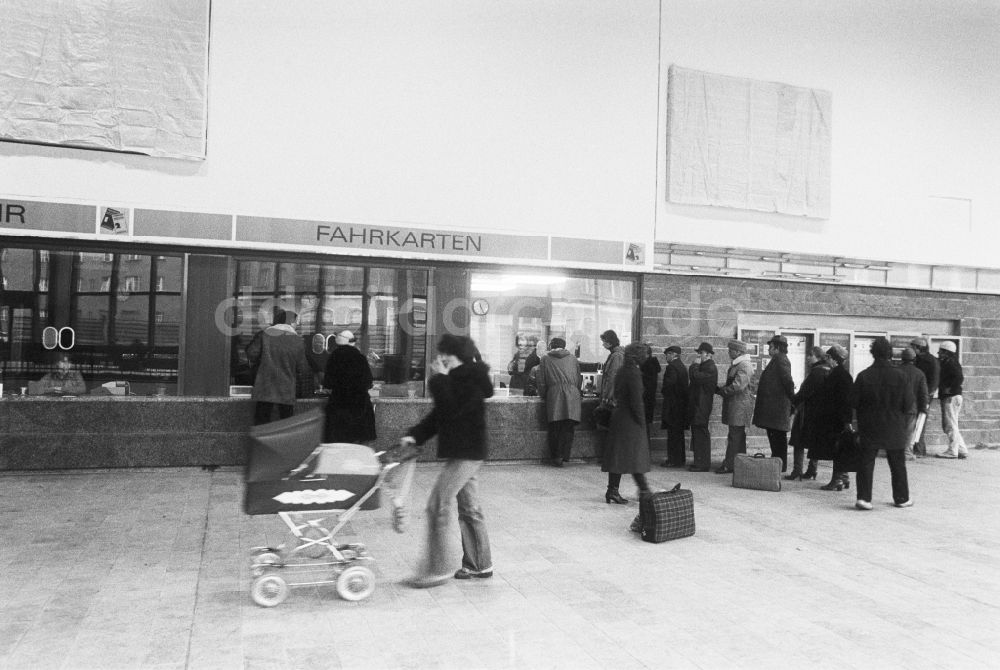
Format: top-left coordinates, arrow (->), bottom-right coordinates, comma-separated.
935,341 -> 967,459
323,330 -> 377,444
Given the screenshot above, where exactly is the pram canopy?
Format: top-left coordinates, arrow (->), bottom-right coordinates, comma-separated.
244,409 -> 381,515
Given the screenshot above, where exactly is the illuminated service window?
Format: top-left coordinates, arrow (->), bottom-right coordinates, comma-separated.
230,260 -> 428,397
0,245 -> 182,395
468,271 -> 636,393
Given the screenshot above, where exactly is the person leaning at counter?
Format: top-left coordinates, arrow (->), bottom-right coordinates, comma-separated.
34,354 -> 87,395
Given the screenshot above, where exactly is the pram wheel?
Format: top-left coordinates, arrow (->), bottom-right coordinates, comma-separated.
251,573 -> 289,607
336,565 -> 376,601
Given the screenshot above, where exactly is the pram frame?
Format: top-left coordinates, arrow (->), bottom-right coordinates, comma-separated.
249,455 -> 414,606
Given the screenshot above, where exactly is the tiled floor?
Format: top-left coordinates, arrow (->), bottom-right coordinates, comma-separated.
2,447 -> 999,670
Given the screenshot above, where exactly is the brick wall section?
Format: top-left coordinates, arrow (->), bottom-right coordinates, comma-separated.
642,274 -> 1000,449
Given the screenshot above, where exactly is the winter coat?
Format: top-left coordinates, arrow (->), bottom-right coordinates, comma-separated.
938,356 -> 964,398
687,359 -> 718,427
914,352 -> 940,396
247,324 -> 309,405
716,355 -> 754,426
407,361 -> 494,460
792,361 -> 831,452
752,353 -> 796,432
810,363 -> 853,461
535,349 -> 582,423
602,361 -> 650,475
640,356 -> 662,424
660,358 -> 689,429
899,362 -> 929,415
599,345 -> 625,408
323,344 -> 377,443
851,359 -> 916,451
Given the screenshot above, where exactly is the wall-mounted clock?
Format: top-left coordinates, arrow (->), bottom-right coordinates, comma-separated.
472,298 -> 490,316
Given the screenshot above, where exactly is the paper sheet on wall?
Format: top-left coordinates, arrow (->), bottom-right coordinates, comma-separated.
667,65 -> 831,218
0,0 -> 209,160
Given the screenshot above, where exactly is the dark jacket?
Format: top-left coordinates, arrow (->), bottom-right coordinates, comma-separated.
852,359 -> 916,451
752,353 -> 796,432
407,361 -> 494,460
535,348 -> 582,423
660,357 -> 689,429
914,351 -> 940,396
810,363 -> 853,460
938,356 -> 963,398
602,361 -> 650,475
248,325 -> 309,405
323,344 -> 376,443
640,356 -> 662,424
599,345 -> 625,408
687,359 -> 717,427
899,361 -> 930,415
793,361 -> 831,452
508,351 -> 540,392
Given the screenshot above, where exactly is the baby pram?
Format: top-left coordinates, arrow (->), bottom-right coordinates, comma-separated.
244,409 -> 414,607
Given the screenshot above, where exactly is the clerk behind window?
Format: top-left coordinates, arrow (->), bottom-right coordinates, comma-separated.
36,354 -> 87,395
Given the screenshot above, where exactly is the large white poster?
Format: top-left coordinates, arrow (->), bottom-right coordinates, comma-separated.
667,65 -> 831,218
0,0 -> 210,160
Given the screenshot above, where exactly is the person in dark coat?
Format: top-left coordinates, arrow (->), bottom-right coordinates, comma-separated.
910,337 -> 940,457
851,337 -> 916,510
247,310 -> 310,425
602,342 -> 651,506
788,347 -> 830,481
535,337 -> 582,466
935,341 -> 968,459
715,340 -> 754,474
686,342 -> 717,472
660,345 -> 689,467
323,330 -> 377,444
752,334 -> 796,472
819,345 -> 854,491
398,334 -> 495,587
507,333 -> 540,393
899,347 -> 930,461
639,343 -> 661,446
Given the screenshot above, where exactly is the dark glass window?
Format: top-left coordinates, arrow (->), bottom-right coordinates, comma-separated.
0,245 -> 183,396
230,260 -> 428,397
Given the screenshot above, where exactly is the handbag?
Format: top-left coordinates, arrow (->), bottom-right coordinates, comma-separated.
592,403 -> 613,429
833,428 -> 862,473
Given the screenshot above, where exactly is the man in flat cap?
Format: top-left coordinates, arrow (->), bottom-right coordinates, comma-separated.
752,334 -> 796,472
714,340 -> 754,474
659,345 -> 689,467
910,337 -> 939,457
323,329 -> 377,444
687,342 -> 717,472
935,341 -> 967,459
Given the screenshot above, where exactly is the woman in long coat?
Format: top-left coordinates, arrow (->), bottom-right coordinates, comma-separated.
818,344 -> 854,491
789,347 -> 831,480
323,330 -> 377,443
602,342 -> 651,505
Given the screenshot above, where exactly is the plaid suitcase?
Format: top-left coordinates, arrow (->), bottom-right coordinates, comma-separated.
732,453 -> 782,492
640,483 -> 695,543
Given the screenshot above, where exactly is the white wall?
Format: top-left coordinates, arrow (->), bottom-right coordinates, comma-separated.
657,0 -> 1000,268
1,0 -> 997,269
0,0 -> 660,241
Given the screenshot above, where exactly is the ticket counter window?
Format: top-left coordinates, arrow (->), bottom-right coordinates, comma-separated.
230,261 -> 428,397
468,272 -> 635,393
0,246 -> 182,395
